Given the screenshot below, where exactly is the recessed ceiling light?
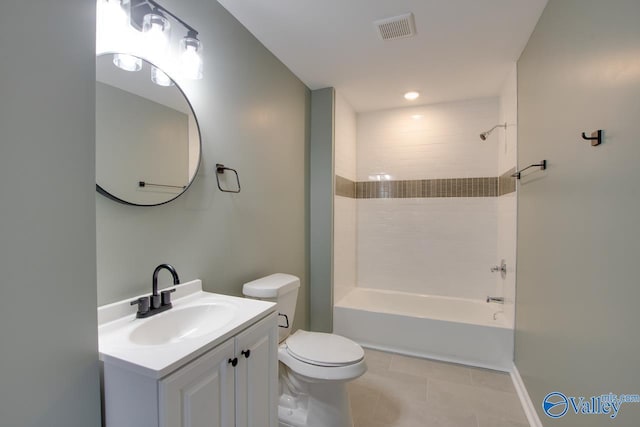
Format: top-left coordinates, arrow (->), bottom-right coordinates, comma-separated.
404,91 -> 420,101
411,114 -> 423,120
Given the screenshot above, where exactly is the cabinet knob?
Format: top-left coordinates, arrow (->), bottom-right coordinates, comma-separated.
241,349 -> 251,359
228,357 -> 238,367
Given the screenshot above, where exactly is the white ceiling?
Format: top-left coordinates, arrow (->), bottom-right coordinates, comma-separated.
216,0 -> 548,112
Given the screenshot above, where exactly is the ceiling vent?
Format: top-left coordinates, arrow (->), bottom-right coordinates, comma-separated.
374,13 -> 416,41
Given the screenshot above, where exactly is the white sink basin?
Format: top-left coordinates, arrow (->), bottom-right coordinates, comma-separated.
98,280 -> 276,378
129,303 -> 236,346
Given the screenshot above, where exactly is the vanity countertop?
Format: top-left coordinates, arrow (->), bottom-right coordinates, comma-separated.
98,279 -> 276,379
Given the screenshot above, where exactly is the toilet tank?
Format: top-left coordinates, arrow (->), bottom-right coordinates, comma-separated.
242,273 -> 300,342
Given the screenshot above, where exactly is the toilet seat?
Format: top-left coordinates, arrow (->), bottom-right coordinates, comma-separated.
285,330 -> 364,367
278,330 -> 367,382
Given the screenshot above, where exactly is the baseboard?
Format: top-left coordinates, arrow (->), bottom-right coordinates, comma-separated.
359,342 -> 511,372
511,363 -> 543,427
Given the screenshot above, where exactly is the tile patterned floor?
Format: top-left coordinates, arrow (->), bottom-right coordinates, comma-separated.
349,349 -> 528,427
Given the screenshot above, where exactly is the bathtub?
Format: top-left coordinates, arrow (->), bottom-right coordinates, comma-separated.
333,288 -> 514,371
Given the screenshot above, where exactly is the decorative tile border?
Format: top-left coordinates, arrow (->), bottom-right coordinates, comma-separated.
336,172 -> 516,199
357,177 -> 497,198
498,167 -> 517,196
335,175 -> 356,198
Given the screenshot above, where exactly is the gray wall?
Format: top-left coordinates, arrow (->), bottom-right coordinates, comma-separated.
96,0 -> 311,330
0,1 -> 100,426
309,88 -> 335,332
516,0 -> 640,425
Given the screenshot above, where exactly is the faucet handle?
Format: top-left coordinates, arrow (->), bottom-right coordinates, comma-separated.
490,260 -> 507,275
150,294 -> 161,310
130,297 -> 150,315
161,289 -> 176,306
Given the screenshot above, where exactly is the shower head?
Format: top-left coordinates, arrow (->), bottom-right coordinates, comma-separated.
479,123 -> 507,141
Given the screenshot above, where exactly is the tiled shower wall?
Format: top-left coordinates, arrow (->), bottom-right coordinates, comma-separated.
496,65 -> 518,327
356,98 -> 502,300
333,92 -> 357,304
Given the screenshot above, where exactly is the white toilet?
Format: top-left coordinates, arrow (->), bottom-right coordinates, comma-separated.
243,273 -> 367,427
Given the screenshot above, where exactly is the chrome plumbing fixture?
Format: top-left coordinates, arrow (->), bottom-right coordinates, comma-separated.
490,259 -> 507,280
479,123 -> 507,141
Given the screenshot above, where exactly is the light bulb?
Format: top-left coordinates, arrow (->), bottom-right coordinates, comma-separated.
142,13 -> 171,59
151,66 -> 174,87
103,0 -> 128,28
97,0 -> 131,52
179,37 -> 203,80
113,53 -> 142,72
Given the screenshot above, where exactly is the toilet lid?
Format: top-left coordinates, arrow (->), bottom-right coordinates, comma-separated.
286,330 -> 364,367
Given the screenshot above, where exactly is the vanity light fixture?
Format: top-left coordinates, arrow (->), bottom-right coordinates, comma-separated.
99,0 -> 139,71
104,0 -> 203,82
179,31 -> 203,80
131,0 -> 203,81
142,11 -> 171,59
101,0 -> 130,33
404,91 -> 420,101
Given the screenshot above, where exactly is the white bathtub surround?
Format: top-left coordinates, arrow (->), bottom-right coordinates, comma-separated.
335,92 -> 357,182
334,288 -> 513,371
496,192 -> 517,326
335,95 -> 516,374
497,64 -> 518,329
334,196 -> 357,303
357,197 -> 498,300
334,91 -> 358,305
355,98 -> 502,303
498,64 -> 518,174
357,98 -> 499,182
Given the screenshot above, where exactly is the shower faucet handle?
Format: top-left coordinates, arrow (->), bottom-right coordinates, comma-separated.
490,260 -> 507,274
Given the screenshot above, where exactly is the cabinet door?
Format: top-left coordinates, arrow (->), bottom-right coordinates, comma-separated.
234,313 -> 279,427
160,339 -> 236,427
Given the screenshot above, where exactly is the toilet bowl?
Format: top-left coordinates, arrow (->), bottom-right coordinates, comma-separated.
243,274 -> 367,427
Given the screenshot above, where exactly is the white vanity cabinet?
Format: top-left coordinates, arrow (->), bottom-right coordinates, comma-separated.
100,283 -> 279,427
159,339 -> 235,427
234,313 -> 279,427
158,313 -> 278,427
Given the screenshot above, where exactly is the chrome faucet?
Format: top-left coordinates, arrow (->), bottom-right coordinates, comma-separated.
130,264 -> 180,318
486,296 -> 505,304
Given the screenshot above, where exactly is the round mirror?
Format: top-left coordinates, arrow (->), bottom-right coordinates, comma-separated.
96,53 -> 201,206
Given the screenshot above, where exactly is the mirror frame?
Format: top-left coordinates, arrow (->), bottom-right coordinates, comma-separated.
95,52 -> 202,207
